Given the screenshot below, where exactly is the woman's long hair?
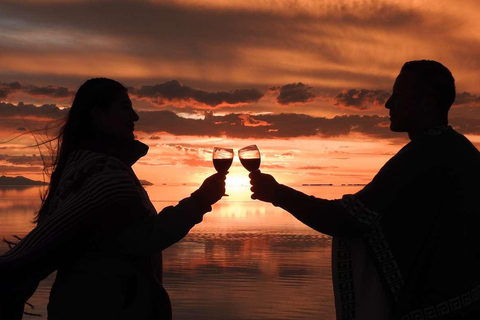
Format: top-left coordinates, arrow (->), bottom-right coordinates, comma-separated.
35,78 -> 128,224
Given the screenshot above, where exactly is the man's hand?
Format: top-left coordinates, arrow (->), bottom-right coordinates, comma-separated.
194,172 -> 227,205
249,170 -> 280,203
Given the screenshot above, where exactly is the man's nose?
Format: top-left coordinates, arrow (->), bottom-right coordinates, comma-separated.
385,95 -> 393,109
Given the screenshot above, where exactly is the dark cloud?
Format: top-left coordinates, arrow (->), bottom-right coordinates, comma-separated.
0,1 -> 436,91
136,110 -> 397,139
0,90 -> 10,100
0,165 -> 42,173
0,101 -> 67,119
0,0 -> 478,102
0,82 -> 21,99
3,100 -> 480,143
334,89 -> 390,110
24,84 -> 73,98
0,1 -> 424,55
129,80 -> 264,107
0,82 -> 74,100
0,102 -> 66,143
1,79 -> 264,110
0,154 -> 43,165
268,86 -> 280,93
454,92 -> 480,106
276,83 -> 316,105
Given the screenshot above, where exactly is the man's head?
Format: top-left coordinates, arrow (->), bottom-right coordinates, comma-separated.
385,60 -> 455,136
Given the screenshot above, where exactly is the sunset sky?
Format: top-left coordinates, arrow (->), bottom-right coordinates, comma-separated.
1,0 -> 480,187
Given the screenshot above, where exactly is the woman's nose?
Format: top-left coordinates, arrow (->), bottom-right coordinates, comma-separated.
132,109 -> 139,122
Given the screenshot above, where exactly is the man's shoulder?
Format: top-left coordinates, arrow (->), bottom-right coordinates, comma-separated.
424,126 -> 480,156
408,125 -> 470,154
383,126 -> 456,171
406,126 -> 480,172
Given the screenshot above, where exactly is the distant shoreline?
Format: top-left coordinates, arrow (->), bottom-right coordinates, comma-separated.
0,176 -> 46,186
301,183 -> 367,187
0,179 -> 367,188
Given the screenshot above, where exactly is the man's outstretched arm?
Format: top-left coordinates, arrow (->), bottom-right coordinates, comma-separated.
249,171 -> 371,238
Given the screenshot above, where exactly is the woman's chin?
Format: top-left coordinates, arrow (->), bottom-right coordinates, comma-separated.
109,132 -> 135,141
122,131 -> 136,140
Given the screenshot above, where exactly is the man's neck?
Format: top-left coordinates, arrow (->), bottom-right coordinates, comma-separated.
407,121 -> 449,140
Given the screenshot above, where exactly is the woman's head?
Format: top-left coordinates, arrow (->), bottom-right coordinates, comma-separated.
35,77 -> 139,223
64,78 -> 138,147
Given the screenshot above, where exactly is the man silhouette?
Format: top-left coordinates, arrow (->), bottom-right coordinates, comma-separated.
250,60 -> 480,319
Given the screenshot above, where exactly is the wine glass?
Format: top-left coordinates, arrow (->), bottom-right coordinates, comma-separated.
239,145 -> 261,172
213,147 -> 233,196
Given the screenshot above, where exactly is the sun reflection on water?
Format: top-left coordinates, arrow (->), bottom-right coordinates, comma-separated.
0,185 -> 363,320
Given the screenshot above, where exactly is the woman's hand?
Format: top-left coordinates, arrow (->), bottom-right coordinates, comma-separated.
249,170 -> 280,203
193,172 -> 227,206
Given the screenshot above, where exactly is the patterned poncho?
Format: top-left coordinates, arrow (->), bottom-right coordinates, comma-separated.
271,126 -> 480,319
0,140 -> 210,320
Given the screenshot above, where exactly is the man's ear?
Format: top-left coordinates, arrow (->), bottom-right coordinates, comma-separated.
419,94 -> 437,113
426,95 -> 440,112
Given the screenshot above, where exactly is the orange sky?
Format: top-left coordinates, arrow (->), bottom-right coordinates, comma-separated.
1,0 -> 480,186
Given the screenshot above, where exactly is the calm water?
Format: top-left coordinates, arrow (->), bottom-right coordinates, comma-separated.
0,185 -> 361,320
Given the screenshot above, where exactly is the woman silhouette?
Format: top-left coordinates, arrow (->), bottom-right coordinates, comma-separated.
0,78 -> 226,320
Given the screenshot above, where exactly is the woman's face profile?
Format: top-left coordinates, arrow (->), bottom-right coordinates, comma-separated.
92,91 -> 139,140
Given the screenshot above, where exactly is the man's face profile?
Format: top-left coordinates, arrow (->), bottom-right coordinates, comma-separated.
385,70 -> 424,133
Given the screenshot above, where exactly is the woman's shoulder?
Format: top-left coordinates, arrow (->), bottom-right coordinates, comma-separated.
46,150 -> 147,221
65,149 -> 130,177
58,150 -> 135,195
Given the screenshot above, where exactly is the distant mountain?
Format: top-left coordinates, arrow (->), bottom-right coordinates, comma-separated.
139,180 -> 153,186
0,175 -> 46,186
0,176 -> 152,187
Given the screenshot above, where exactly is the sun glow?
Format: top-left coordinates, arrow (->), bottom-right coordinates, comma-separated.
225,173 -> 250,187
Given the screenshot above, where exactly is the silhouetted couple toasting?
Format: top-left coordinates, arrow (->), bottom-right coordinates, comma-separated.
1,60 -> 479,320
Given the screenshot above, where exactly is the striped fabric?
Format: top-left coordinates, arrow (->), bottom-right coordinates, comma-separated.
1,145 -> 209,319
0,150 -> 147,270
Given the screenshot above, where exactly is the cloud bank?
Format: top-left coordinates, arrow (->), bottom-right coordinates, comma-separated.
129,80 -> 264,107
0,154 -> 43,165
136,110 -> 395,139
334,89 -> 391,110
454,92 -> 480,106
0,101 -> 67,119
2,99 -> 480,144
1,0 -> 479,93
0,82 -> 74,100
275,82 -> 316,105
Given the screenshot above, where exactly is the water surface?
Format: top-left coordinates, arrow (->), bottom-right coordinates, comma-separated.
0,185 -> 361,320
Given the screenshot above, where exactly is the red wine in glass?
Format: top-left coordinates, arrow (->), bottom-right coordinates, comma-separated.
239,145 -> 261,172
213,158 -> 233,173
239,158 -> 260,172
213,147 -> 233,196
